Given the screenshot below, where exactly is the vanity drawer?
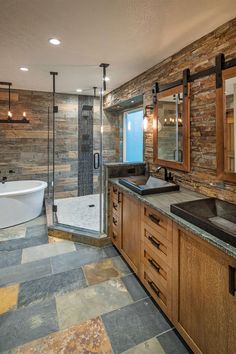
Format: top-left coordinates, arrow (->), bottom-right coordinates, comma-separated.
110,227 -> 120,249
142,223 -> 172,266
141,269 -> 171,318
112,199 -> 121,216
111,214 -> 121,249
142,206 -> 172,242
112,214 -> 120,229
112,185 -> 123,204
142,246 -> 169,291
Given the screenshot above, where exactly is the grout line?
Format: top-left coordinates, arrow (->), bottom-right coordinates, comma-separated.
99,315 -> 115,354
156,327 -> 175,338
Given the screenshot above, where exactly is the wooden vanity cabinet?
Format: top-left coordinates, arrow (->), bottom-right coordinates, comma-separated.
140,205 -> 173,320
109,184 -> 141,274
108,185 -> 236,354
121,192 -> 141,275
172,223 -> 236,354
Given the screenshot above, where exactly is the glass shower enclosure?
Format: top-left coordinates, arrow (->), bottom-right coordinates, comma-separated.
49,66 -> 105,237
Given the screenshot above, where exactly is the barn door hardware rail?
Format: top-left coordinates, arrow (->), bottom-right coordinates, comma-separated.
0,81 -> 29,123
152,54 -> 236,103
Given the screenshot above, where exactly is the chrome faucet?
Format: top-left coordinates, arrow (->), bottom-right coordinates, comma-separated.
155,166 -> 173,182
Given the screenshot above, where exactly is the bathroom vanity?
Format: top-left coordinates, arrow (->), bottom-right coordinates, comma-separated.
108,179 -> 236,354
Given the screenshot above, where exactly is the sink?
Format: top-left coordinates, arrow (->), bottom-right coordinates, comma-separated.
171,197 -> 236,247
118,175 -> 179,195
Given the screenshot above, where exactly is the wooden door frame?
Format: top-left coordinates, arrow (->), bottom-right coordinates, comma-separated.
153,83 -> 190,172
216,66 -> 236,182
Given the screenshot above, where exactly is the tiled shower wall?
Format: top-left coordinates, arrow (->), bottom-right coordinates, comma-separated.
0,90 -> 121,198
104,18 -> 236,203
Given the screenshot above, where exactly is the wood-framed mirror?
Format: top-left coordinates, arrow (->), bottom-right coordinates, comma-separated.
153,82 -> 190,172
216,65 -> 236,182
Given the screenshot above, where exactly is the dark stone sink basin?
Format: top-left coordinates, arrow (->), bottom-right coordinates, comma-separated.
171,197 -> 236,248
118,176 -> 179,195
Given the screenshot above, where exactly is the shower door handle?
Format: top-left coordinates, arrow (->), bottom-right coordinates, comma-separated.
94,153 -> 100,169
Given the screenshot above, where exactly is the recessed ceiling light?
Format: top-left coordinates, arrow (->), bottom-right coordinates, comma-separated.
20,67 -> 29,72
104,76 -> 110,82
49,38 -> 61,46
76,89 -> 82,93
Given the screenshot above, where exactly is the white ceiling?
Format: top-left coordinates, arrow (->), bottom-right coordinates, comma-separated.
0,0 -> 236,95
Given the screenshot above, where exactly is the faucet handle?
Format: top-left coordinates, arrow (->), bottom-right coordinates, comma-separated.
168,172 -> 173,181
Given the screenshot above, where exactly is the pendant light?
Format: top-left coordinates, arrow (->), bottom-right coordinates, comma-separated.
0,82 -> 29,123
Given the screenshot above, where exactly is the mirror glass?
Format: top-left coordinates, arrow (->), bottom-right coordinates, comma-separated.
224,76 -> 236,172
157,92 -> 183,162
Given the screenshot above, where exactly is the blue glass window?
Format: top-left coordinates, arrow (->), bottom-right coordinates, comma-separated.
124,109 -> 143,162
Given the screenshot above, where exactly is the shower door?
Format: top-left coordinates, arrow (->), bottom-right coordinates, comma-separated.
51,80 -> 104,236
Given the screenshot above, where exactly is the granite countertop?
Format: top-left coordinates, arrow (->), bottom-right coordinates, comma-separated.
109,178 -> 236,259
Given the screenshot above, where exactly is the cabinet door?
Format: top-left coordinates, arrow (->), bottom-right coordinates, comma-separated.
121,193 -> 141,274
173,224 -> 236,354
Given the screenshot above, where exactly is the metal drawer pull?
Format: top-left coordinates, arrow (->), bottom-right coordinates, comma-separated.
113,202 -> 118,210
148,235 -> 160,249
148,258 -> 160,273
229,265 -> 236,296
118,192 -> 122,203
113,217 -> 118,226
148,214 -> 160,225
148,280 -> 160,297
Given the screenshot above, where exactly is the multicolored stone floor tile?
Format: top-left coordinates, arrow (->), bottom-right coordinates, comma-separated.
0,284 -> 19,315
48,236 -> 66,243
102,298 -> 172,354
121,330 -> 191,354
11,317 -> 113,354
21,241 -> 76,263
18,267 -> 87,308
83,256 -> 131,285
0,224 -> 26,242
0,212 -> 191,354
0,249 -> 22,268
0,299 -> 59,352
56,278 -> 133,329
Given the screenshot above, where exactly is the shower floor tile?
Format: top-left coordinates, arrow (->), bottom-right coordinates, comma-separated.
55,194 -> 102,231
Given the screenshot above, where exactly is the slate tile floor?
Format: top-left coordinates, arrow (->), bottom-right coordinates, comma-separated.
0,213 -> 192,353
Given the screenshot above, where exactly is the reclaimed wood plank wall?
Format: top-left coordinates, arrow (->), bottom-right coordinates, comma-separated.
0,90 -> 120,198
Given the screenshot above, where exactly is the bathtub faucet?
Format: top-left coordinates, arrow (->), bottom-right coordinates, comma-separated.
1,176 -> 7,184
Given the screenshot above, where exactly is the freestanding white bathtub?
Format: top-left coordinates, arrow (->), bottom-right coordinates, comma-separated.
0,180 -> 47,229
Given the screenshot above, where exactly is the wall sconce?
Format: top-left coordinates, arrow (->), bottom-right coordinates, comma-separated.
143,105 -> 154,131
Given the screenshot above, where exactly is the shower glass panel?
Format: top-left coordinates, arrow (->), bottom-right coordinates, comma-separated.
51,66 -> 104,236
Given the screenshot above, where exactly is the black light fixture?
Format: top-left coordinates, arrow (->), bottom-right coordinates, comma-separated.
99,63 -> 110,91
0,81 -> 29,123
93,86 -> 97,98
